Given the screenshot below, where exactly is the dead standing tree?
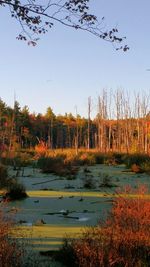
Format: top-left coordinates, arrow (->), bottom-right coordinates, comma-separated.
113,89 -> 123,152
141,93 -> 150,153
134,93 -> 141,152
87,96 -> 91,150
75,106 -> 79,155
122,91 -> 131,153
97,90 -> 108,152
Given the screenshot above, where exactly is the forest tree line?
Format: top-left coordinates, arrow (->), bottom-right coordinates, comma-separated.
0,90 -> 150,154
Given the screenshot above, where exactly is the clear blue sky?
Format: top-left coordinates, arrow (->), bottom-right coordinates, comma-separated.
0,0 -> 150,117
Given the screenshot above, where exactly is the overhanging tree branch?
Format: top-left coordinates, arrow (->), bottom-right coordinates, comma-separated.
0,0 -> 129,51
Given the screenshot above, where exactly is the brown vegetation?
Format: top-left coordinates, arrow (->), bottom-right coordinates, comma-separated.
57,185 -> 150,267
0,209 -> 22,267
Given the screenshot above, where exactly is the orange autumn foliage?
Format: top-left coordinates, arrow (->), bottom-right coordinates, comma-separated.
73,185 -> 150,267
35,140 -> 48,156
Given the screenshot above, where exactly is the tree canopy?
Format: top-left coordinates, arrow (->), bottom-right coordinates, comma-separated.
0,90 -> 150,153
0,0 -> 129,51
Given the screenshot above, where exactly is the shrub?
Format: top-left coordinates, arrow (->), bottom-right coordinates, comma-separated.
131,163 -> 143,173
0,163 -> 28,201
140,161 -> 150,174
17,152 -> 33,167
54,238 -> 78,267
37,156 -> 64,173
75,152 -> 97,166
83,175 -> 96,189
37,156 -> 78,178
124,154 -> 150,169
105,153 -> 125,165
0,209 -> 23,267
35,141 -> 48,156
0,164 -> 9,189
99,173 -> 115,188
60,185 -> 150,267
125,154 -> 150,174
4,182 -> 28,201
64,153 -> 79,166
112,153 -> 125,164
94,153 -> 107,164
1,151 -> 34,169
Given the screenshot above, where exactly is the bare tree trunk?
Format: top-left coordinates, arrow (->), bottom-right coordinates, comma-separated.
9,99 -> 15,152
50,118 -> 53,149
96,90 -> 110,152
87,97 -> 91,150
141,93 -> 149,153
75,106 -> 79,155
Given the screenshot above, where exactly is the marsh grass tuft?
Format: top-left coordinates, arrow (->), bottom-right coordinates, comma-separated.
83,174 -> 96,189
5,182 -> 28,200
37,156 -> 78,178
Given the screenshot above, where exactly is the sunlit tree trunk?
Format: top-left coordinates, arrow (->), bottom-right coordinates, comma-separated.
87,97 -> 91,150
75,108 -> 79,155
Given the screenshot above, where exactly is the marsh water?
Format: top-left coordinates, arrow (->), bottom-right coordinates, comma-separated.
3,164 -> 150,266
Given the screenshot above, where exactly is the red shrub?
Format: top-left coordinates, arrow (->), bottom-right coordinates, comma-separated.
0,209 -> 23,267
73,185 -> 150,267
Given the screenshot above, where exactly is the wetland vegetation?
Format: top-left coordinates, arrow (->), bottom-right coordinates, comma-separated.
0,150 -> 150,267
0,92 -> 150,266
